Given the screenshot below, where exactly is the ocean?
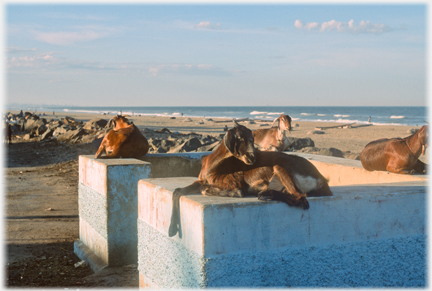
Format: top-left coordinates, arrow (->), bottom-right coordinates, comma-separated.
9,106 -> 428,127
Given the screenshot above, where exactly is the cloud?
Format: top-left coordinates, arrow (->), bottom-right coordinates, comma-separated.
33,29 -> 110,46
294,19 -> 393,34
148,63 -> 230,77
194,21 -> 221,30
6,47 -> 37,54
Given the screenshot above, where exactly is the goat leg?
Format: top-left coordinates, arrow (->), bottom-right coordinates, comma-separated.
95,142 -> 106,158
258,190 -> 309,210
168,180 -> 203,237
201,184 -> 244,198
412,159 -> 427,174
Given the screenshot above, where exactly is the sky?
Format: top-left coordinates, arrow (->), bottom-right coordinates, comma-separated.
4,3 -> 427,107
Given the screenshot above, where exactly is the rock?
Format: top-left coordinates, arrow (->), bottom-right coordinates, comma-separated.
408,128 -> 419,134
286,137 -> 315,150
35,124 -> 48,136
83,119 -> 108,130
155,128 -> 172,134
23,133 -> 32,140
295,124 -> 299,127
169,137 -> 202,153
307,130 -> 325,135
40,129 -> 53,140
197,141 -> 221,152
48,120 -> 63,131
63,116 -> 76,124
318,147 -> 344,158
259,123 -> 269,127
183,118 -> 193,122
160,139 -> 176,151
170,117 -> 176,119
24,118 -> 46,133
344,153 -> 360,160
53,126 -> 69,137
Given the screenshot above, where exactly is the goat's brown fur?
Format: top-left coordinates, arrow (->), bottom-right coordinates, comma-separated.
95,115 -> 149,159
360,125 -> 428,174
253,114 -> 292,151
168,122 -> 331,237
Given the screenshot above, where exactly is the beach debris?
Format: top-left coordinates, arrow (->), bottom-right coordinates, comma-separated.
44,208 -> 53,211
286,137 -> 315,150
315,122 -> 355,130
74,260 -> 86,268
307,130 -> 325,135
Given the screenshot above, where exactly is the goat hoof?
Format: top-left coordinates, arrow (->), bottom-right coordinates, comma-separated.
298,196 -> 309,210
258,192 -> 273,201
168,224 -> 178,237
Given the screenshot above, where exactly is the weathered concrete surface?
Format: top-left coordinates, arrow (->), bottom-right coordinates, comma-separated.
140,151 -> 426,185
296,153 -> 427,186
75,155 -> 152,271
140,152 -> 206,178
137,177 -> 426,288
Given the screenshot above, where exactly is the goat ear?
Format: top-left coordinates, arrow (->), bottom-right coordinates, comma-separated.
108,119 -> 116,128
271,117 -> 280,128
224,130 -> 236,155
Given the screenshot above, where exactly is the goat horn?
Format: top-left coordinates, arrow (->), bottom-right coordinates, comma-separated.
233,120 -> 240,127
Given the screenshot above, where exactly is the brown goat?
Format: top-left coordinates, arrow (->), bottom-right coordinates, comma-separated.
360,125 -> 428,174
95,115 -> 149,159
168,122 -> 332,237
253,114 -> 292,151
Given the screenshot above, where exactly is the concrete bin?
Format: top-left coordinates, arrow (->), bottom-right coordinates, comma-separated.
137,177 -> 426,288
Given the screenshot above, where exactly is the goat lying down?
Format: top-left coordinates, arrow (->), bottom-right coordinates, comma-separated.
360,125 -> 428,175
95,115 -> 149,159
168,122 -> 332,237
253,114 -> 292,151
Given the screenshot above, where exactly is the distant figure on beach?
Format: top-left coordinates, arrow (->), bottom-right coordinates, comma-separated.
368,116 -> 371,123
53,111 -> 55,115
18,110 -> 23,117
181,113 -> 183,116
224,125 -> 228,132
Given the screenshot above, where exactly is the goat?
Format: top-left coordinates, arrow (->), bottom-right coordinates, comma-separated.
168,121 -> 332,237
95,115 -> 149,159
253,114 -> 292,151
360,125 -> 428,174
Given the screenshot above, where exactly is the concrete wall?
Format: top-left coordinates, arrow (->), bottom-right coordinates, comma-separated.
75,156 -> 152,270
137,177 -> 426,288
76,151 -> 427,277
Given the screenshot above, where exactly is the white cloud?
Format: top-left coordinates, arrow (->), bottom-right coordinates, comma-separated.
33,30 -> 109,46
294,19 -> 393,34
194,21 -> 221,30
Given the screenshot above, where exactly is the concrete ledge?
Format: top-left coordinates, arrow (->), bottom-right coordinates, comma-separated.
137,177 -> 426,288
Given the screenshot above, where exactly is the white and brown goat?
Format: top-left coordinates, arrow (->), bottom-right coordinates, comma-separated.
253,114 -> 292,151
168,121 -> 332,237
95,115 -> 149,159
360,125 -> 428,174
